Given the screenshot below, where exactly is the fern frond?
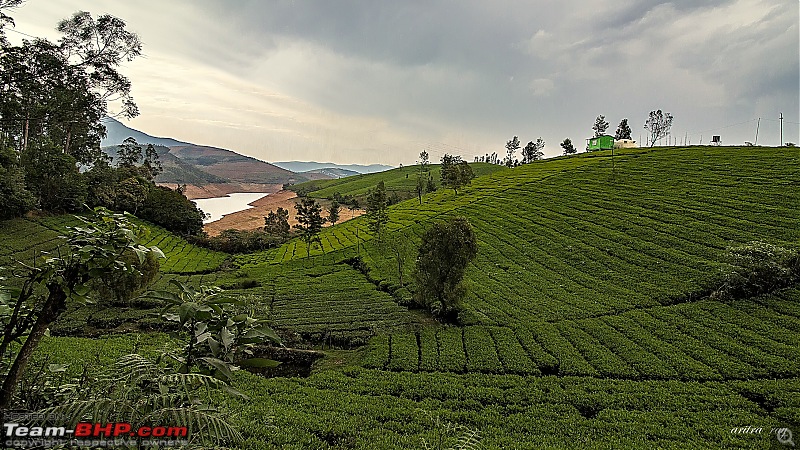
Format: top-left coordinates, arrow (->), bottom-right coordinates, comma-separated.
156,407 -> 243,444
454,428 -> 483,450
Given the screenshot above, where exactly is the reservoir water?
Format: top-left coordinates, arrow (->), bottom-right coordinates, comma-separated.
193,192 -> 270,223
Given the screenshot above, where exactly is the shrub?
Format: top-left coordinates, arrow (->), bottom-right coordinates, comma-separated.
712,241 -> 800,300
92,249 -> 160,305
138,185 -> 204,235
413,217 -> 478,321
193,229 -> 286,254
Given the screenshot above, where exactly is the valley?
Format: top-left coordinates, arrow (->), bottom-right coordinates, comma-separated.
3,145 -> 798,448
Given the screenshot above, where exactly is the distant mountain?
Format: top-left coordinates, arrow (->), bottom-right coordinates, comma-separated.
102,144 -> 228,185
100,118 -> 309,186
273,161 -> 393,174
101,117 -> 191,147
168,145 -> 307,185
303,167 -> 360,179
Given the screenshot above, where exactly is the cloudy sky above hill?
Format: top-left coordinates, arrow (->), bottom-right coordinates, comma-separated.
7,0 -> 799,165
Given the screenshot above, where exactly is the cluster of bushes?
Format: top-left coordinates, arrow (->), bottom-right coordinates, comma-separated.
712,241 -> 800,300
191,229 -> 288,254
1,142 -> 205,236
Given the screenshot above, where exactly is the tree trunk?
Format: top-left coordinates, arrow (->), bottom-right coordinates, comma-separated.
64,126 -> 72,155
0,283 -> 67,411
22,111 -> 30,153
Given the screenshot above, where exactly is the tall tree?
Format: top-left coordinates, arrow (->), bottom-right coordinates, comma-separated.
560,138 -> 577,155
415,173 -> 425,205
0,11 -> 141,166
264,207 -> 290,236
366,181 -> 389,239
615,118 -> 632,140
593,115 -> 609,137
56,11 -> 141,120
117,136 -> 141,167
440,154 -> 474,195
412,216 -> 478,320
522,138 -> 545,163
505,136 -> 520,167
327,200 -> 340,226
293,198 -> 326,258
644,110 -> 674,147
419,150 -> 430,172
143,143 -> 162,179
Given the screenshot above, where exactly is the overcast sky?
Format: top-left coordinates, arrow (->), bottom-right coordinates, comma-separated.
7,0 -> 799,165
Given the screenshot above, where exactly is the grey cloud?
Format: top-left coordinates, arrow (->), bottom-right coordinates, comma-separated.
11,0 -> 798,162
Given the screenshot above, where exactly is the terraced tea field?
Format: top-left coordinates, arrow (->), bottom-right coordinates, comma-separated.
365,288 -> 800,381
5,145 -> 800,448
0,215 -> 229,276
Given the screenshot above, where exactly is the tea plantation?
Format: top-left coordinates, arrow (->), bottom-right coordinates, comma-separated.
3,145 -> 799,449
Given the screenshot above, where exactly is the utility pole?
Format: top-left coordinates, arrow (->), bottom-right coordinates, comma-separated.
755,118 -> 760,145
779,112 -> 783,146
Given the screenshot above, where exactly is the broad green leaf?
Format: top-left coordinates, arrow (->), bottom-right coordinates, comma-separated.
238,358 -> 280,369
199,357 -> 234,383
220,327 -> 234,350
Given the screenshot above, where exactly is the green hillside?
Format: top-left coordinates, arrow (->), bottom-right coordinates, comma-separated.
4,146 -> 800,448
287,162 -> 504,200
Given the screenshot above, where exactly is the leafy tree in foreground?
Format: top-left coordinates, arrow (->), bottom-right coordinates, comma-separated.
644,109 -> 674,147
0,207 -> 163,411
561,138 -> 577,155
593,115 -> 609,137
413,216 -> 478,320
504,136 -> 520,167
45,354 -> 245,447
294,197 -> 326,258
615,118 -> 632,140
151,280 -> 282,384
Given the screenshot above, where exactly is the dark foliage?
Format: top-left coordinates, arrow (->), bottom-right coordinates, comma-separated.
413,217 -> 478,320
712,242 -> 800,301
138,185 -> 204,236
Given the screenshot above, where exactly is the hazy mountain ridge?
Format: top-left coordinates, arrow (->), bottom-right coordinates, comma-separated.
101,117 -> 191,148
302,167 -> 361,179
274,161 -> 393,174
102,144 -> 228,185
100,117 -> 315,186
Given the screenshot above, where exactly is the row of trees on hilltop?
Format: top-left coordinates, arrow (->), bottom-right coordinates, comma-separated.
591,112 -> 674,147
495,110 -> 676,162
483,137 -> 546,167
0,6 -> 203,234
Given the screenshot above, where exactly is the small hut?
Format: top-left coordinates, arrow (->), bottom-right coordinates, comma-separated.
586,135 -> 614,151
614,139 -> 637,149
